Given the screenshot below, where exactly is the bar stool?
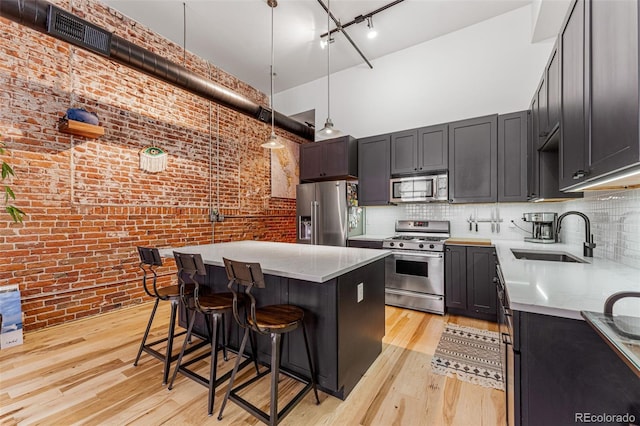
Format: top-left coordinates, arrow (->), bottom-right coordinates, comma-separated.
218,258 -> 320,426
168,252 -> 257,416
133,247 -> 206,384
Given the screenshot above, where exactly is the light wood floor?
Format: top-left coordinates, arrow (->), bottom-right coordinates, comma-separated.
0,302 -> 504,425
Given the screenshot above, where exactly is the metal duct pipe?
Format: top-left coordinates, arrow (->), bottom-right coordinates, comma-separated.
0,0 -> 314,141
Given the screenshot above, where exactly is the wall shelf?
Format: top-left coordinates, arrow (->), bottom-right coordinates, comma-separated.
58,119 -> 104,138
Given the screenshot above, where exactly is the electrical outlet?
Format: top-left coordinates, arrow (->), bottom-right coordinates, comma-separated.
217,213 -> 224,222
357,283 -> 364,303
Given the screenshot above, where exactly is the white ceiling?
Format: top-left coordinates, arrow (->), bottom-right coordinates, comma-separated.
103,0 -> 562,95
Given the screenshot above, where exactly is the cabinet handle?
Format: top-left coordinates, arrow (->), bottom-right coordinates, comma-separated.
572,170 -> 586,180
445,248 -> 450,252
492,277 -> 498,283
502,332 -> 512,346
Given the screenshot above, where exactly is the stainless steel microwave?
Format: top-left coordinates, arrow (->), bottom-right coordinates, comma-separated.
390,174 -> 448,203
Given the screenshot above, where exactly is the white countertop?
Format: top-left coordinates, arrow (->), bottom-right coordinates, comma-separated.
494,240 -> 640,320
158,241 -> 391,283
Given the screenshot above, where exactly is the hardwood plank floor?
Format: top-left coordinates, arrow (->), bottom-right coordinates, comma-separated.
0,302 -> 504,425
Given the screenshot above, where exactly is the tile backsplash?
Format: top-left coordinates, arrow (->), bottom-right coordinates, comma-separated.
363,188 -> 640,270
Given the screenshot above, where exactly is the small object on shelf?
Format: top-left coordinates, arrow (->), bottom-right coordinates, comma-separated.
58,118 -> 104,138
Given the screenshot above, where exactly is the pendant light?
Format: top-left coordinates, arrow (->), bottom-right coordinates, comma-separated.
316,0 -> 342,140
261,0 -> 284,149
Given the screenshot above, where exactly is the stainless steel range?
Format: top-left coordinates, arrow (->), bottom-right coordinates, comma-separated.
382,220 -> 449,315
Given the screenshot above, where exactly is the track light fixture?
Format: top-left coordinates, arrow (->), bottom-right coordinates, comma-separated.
366,16 -> 377,39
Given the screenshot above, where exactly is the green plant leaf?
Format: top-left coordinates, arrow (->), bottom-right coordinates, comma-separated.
2,161 -> 15,179
5,185 -> 16,201
6,205 -> 25,223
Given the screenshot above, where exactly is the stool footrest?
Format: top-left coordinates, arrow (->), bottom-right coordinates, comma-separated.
228,374 -> 314,425
175,353 -> 255,389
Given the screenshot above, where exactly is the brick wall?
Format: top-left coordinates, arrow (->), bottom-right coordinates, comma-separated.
0,0 -> 303,331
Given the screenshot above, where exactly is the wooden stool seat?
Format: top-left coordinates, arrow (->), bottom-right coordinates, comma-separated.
196,292 -> 235,312
249,304 -> 304,332
155,283 -> 193,299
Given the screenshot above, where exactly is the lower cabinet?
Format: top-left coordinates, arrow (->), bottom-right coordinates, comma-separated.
511,311 -> 640,425
347,239 -> 383,249
444,245 -> 497,321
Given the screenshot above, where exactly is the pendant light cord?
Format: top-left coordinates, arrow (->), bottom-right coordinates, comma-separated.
326,0 -> 331,120
271,3 -> 275,135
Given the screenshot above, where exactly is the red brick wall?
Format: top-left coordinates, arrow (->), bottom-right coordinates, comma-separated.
0,0 -> 303,331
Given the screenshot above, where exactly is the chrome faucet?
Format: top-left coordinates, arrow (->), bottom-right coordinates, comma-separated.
556,211 -> 596,257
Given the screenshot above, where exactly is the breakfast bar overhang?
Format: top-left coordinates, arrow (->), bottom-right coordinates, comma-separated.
159,241 -> 390,399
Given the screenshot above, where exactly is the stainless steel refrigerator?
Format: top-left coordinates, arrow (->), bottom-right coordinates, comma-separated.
296,181 -> 363,246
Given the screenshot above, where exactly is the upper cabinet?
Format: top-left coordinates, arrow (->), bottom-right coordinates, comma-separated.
498,111 -> 529,202
390,125 -> 448,175
533,41 -> 560,151
559,0 -> 640,190
300,135 -> 357,182
448,115 -> 498,203
358,134 -> 391,206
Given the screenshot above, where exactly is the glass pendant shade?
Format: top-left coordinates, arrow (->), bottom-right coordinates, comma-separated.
317,118 -> 343,139
261,132 -> 284,149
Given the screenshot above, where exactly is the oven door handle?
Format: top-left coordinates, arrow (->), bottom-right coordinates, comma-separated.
390,251 -> 443,259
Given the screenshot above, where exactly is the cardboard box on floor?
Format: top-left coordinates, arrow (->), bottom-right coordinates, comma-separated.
0,285 -> 23,349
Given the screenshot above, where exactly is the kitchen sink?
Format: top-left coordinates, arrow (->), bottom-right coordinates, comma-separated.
510,249 -> 588,264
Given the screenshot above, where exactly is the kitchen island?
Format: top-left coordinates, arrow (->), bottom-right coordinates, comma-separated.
159,241 -> 390,399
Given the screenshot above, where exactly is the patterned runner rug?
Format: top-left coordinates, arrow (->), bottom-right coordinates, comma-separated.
431,323 -> 504,390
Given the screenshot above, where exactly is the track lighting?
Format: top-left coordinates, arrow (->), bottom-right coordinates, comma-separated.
366,16 -> 377,39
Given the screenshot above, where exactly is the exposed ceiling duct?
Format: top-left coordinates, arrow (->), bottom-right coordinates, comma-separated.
0,0 -> 314,141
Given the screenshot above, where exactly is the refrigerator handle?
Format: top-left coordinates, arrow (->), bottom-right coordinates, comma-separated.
310,201 -> 317,245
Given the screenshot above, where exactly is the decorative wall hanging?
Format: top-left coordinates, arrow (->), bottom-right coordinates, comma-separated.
139,146 -> 168,173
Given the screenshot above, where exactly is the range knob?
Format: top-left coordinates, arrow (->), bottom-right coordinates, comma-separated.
390,242 -> 395,247
429,244 -> 435,249
419,243 -> 424,249
399,243 -> 404,248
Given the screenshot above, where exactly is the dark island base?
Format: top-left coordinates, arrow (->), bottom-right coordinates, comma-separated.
179,259 -> 386,400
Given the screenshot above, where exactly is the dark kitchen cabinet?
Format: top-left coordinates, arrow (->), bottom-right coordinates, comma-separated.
444,245 -> 466,310
391,124 -> 448,175
536,78 -> 547,149
536,42 -> 560,150
445,244 -> 497,321
498,111 -> 529,202
511,310 -> 640,425
559,0 -> 588,189
347,239 -> 383,249
300,135 -> 357,182
546,43 -> 560,141
448,115 -> 498,203
358,134 -> 391,206
527,98 -> 540,200
560,0 -> 640,190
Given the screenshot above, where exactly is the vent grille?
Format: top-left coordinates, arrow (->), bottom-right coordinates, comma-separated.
47,5 -> 111,56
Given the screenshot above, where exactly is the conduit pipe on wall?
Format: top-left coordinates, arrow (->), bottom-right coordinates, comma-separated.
0,0 -> 314,141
